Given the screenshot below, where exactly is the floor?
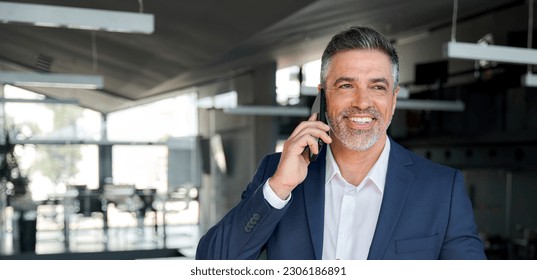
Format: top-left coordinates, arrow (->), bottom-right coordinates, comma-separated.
0,204 -> 201,259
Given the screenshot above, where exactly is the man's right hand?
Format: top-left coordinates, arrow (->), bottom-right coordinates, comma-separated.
269,113 -> 332,200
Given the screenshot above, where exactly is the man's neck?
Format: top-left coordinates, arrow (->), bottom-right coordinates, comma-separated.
330,135 -> 387,186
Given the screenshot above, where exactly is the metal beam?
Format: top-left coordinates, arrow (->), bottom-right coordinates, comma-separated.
0,2 -> 154,34
223,106 -> 311,116
9,139 -> 167,146
396,99 -> 465,112
222,99 -> 465,117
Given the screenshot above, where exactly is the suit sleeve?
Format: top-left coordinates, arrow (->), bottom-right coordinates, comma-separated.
440,170 -> 487,259
195,154 -> 290,260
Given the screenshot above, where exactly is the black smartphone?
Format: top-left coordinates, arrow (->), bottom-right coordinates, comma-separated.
309,88 -> 327,162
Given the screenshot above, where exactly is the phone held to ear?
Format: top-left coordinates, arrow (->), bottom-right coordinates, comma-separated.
308,88 -> 327,162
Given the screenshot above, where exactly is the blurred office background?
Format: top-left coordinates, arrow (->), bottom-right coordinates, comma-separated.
0,0 -> 536,259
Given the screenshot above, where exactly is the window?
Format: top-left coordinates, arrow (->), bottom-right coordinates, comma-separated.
3,85 -> 101,200
108,92 -> 198,192
108,93 -> 198,142
275,60 -> 321,106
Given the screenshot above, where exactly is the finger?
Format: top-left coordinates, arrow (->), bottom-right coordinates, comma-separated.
318,133 -> 332,144
301,146 -> 311,162
303,131 -> 327,154
296,127 -> 332,144
289,117 -> 330,139
304,135 -> 320,155
283,133 -> 328,160
283,131 -> 317,156
289,114 -> 317,138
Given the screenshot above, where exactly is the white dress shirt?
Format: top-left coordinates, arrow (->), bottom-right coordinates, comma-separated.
263,136 -> 391,260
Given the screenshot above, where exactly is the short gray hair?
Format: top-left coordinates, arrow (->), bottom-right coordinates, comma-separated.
320,26 -> 399,90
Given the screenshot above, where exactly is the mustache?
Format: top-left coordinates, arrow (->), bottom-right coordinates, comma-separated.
340,107 -> 382,119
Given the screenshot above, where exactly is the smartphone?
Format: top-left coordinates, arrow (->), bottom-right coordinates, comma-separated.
308,88 -> 327,162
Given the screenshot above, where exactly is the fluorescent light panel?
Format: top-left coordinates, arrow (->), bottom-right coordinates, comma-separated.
444,42 -> 537,65
0,2 -> 154,34
0,71 -> 103,89
0,98 -> 79,105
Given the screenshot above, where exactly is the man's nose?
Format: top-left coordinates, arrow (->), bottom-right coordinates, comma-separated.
349,88 -> 371,110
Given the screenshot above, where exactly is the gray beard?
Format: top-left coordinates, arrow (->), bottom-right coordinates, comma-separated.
327,107 -> 389,152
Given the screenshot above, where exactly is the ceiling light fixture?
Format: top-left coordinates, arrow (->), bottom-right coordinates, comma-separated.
523,0 -> 536,87
0,71 -> 104,89
0,98 -> 79,105
521,73 -> 537,87
0,2 -> 154,34
445,0 -> 537,87
443,42 -> 537,65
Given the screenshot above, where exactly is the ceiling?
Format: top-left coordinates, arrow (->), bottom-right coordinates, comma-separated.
0,0 -> 523,113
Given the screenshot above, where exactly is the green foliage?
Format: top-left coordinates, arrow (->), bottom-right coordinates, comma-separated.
35,145 -> 82,185
14,104 -> 84,185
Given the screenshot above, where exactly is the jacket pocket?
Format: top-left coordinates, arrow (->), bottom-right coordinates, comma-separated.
395,234 -> 439,254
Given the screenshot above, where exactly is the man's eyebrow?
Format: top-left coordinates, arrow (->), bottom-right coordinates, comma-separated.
333,77 -> 390,86
369,77 -> 389,86
333,77 -> 356,85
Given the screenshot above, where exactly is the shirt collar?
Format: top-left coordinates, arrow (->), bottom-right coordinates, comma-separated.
325,136 -> 391,193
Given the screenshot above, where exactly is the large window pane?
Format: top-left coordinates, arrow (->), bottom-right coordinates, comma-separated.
302,59 -> 321,87
276,66 -> 301,105
112,145 -> 168,192
4,86 -> 102,142
107,93 -> 198,142
3,85 -> 101,201
17,144 -> 99,200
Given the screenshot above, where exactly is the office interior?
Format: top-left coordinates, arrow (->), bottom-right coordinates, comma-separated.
0,0 -> 536,260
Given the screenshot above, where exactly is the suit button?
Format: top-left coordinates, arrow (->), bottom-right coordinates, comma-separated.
244,226 -> 252,233
253,213 -> 260,220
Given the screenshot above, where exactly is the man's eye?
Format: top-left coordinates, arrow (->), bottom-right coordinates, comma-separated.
372,85 -> 387,91
338,84 -> 353,89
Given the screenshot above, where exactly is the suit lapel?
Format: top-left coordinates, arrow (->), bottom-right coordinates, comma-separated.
302,147 -> 326,260
368,139 -> 415,259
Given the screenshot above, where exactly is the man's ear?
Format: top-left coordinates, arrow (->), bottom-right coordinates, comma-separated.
392,86 -> 399,114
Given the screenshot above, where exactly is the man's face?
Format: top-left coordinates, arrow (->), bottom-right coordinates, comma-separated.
323,49 -> 398,151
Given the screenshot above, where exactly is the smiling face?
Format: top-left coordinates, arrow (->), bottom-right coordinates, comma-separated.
324,49 -> 398,152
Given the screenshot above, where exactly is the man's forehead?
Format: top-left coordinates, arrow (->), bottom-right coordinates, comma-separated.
326,50 -> 394,80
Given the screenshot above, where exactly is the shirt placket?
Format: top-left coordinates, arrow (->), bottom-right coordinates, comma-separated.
335,186 -> 356,259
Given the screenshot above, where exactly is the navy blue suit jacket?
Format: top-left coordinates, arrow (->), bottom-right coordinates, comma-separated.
196,139 -> 486,259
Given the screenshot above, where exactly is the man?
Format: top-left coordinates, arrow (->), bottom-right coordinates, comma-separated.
196,26 -> 486,260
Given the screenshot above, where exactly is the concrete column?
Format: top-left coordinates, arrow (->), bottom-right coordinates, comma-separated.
98,114 -> 112,188
197,62 -> 278,235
